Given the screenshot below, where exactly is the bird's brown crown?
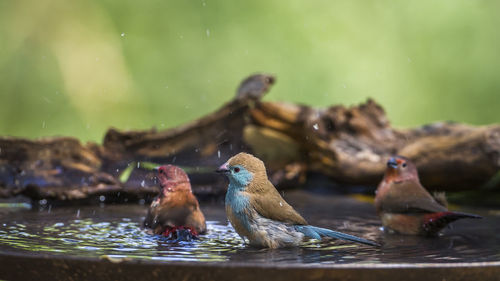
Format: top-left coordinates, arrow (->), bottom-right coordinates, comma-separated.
158,165 -> 191,192
227,152 -> 267,177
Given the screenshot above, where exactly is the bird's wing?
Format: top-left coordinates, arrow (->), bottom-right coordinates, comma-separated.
184,193 -> 207,234
247,180 -> 308,225
143,197 -> 160,228
154,192 -> 200,226
381,181 -> 448,214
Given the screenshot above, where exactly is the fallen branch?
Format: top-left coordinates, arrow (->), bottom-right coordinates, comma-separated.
0,73 -> 498,203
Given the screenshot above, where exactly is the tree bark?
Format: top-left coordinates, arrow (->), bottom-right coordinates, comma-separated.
0,74 -> 498,203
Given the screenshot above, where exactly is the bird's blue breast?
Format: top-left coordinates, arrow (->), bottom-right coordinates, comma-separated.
225,183 -> 252,233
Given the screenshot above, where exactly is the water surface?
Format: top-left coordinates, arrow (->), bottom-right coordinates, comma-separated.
0,191 -> 498,265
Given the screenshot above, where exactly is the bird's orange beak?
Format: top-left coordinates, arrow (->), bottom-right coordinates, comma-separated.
216,162 -> 230,173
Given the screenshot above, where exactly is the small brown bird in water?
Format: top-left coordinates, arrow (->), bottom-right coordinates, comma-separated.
375,156 -> 481,236
143,165 -> 206,239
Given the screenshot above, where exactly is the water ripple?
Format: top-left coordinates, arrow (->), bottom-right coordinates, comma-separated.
0,202 -> 498,265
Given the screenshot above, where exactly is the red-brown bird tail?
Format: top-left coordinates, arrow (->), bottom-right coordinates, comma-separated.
422,211 -> 482,235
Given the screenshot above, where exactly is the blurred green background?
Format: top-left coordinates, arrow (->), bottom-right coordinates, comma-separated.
1,0 -> 499,143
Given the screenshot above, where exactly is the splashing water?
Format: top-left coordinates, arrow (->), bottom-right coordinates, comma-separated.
0,192 -> 498,265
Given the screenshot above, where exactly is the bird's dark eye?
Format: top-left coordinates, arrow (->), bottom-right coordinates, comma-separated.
234,167 -> 240,173
402,163 -> 407,168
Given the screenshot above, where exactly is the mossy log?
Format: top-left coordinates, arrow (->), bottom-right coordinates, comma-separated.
0,74 -> 499,203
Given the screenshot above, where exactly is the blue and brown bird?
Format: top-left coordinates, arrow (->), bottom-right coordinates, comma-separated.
143,165 -> 206,240
375,156 -> 481,236
216,152 -> 378,248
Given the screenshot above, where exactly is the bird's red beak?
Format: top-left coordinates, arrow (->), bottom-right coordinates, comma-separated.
216,162 -> 230,173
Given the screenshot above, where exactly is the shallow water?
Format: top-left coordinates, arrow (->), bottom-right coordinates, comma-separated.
0,191 -> 498,265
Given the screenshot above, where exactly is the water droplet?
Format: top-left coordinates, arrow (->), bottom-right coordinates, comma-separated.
48,205 -> 52,213
99,195 -> 106,202
76,209 -> 80,218
313,123 -> 319,130
42,121 -> 46,128
343,84 -> 347,89
195,148 -> 199,153
206,29 -> 210,37
165,85 -> 169,89
172,156 -> 177,163
217,150 -> 221,158
279,202 -> 283,207
141,180 -> 146,187
121,32 -> 125,37
407,57 -> 412,63
116,169 -> 120,172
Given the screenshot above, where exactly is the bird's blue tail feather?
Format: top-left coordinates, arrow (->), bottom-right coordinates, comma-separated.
295,225 -> 379,246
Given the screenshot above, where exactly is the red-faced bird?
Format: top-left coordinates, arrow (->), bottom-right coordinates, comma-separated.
375,156 -> 481,236
217,152 -> 378,248
143,165 -> 206,239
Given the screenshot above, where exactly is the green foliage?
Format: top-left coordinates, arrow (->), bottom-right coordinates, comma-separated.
1,0 -> 499,142
118,163 -> 136,183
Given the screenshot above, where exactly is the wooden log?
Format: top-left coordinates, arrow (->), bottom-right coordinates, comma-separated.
248,100 -> 500,190
0,73 -> 498,202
